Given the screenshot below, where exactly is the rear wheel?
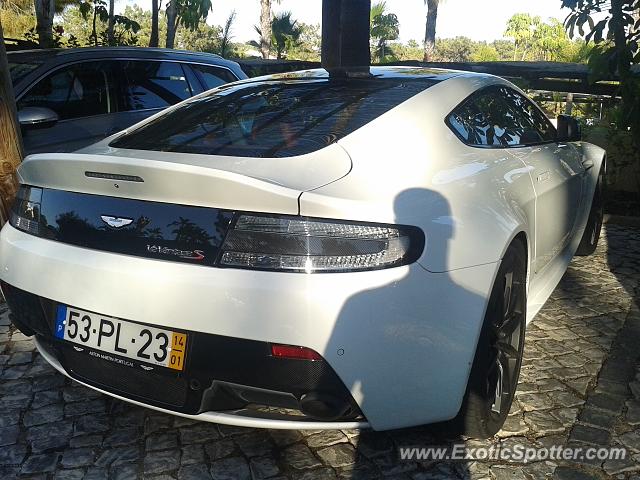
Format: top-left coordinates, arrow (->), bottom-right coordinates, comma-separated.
575,166 -> 604,256
447,240 -> 527,439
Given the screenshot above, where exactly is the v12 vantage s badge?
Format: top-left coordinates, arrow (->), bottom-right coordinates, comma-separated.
146,244 -> 205,261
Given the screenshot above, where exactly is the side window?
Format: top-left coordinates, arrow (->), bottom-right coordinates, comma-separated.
190,64 -> 237,90
18,62 -> 115,120
118,61 -> 192,111
502,88 -> 557,142
447,87 -> 554,148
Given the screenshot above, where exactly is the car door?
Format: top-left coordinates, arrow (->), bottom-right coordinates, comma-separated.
106,60 -> 201,136
17,61 -> 118,154
500,88 -> 585,273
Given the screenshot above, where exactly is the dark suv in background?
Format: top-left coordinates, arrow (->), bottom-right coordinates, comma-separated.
9,47 -> 247,154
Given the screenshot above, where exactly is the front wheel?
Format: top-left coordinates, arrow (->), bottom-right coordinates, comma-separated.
445,240 -> 527,439
575,166 -> 604,256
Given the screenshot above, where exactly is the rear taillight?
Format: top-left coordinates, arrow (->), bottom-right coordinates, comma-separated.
220,214 -> 424,273
10,186 -> 42,236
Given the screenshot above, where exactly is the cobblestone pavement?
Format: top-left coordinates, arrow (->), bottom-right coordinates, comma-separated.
0,224 -> 639,480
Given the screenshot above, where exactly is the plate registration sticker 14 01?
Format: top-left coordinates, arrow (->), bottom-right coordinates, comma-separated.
55,305 -> 187,371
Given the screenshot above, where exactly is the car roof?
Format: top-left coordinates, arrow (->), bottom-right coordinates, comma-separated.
7,47 -> 232,65
239,66 -> 477,84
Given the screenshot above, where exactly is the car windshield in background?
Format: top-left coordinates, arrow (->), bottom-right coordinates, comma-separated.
110,77 -> 439,158
9,62 -> 42,84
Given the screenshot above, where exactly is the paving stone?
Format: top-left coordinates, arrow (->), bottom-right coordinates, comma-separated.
32,390 -> 61,409
30,434 -> 70,453
517,393 -> 552,411
0,409 -> 20,428
554,466 -> 600,479
54,468 -> 85,480
619,429 -> 640,453
181,444 -> 206,466
179,423 -> 221,444
235,432 -> 275,457
69,434 -> 103,448
111,463 -> 139,480
250,455 -> 281,479
143,449 -> 180,475
204,439 -> 236,460
603,456 -> 640,475
23,404 -> 64,427
283,444 -> 323,470
73,414 -> 110,435
60,448 -> 95,468
269,429 -> 304,447
95,446 -> 139,467
0,425 -> 19,446
569,424 -> 611,446
297,468 -> 338,480
146,432 -> 179,451
20,453 -> 60,474
585,392 -> 627,414
178,463 -> 213,480
316,443 -> 358,468
524,410 -> 565,435
144,415 -> 173,435
354,431 -> 395,458
209,456 -> 250,480
63,398 -> 106,417
578,407 -> 617,430
8,352 -> 33,365
307,430 -> 348,448
627,399 -> 640,425
83,467 -> 108,480
102,427 -> 138,447
0,443 -> 27,465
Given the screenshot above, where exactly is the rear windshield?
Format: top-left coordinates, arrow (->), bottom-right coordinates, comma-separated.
9,62 -> 42,84
110,78 -> 438,158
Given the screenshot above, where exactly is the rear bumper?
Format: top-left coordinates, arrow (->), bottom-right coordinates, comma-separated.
0,223 -> 498,430
34,336 -> 368,430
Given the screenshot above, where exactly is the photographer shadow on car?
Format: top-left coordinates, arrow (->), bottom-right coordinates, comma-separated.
323,187 -> 529,475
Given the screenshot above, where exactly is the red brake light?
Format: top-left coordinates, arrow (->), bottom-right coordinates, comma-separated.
270,344 -> 323,361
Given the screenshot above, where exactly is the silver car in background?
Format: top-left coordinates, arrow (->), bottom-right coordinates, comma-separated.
8,47 -> 247,154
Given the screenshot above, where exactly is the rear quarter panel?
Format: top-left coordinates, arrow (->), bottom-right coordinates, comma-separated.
300,74 -> 537,274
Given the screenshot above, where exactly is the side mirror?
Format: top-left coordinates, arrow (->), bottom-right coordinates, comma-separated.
18,107 -> 59,130
556,114 -> 581,142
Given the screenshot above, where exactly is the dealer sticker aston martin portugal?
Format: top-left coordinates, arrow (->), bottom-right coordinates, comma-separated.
54,305 -> 187,371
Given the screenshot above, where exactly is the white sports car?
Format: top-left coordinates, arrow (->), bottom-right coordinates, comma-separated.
0,67 -> 605,438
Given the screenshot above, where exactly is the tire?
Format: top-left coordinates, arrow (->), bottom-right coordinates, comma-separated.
445,240 -> 527,439
575,166 -> 604,256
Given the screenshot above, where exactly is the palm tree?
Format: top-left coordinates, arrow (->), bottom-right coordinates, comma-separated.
370,1 -> 399,62
422,0 -> 440,61
271,11 -> 302,60
253,11 -> 302,60
259,0 -> 280,59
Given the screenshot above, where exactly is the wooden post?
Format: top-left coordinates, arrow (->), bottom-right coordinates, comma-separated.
340,0 -> 371,68
0,21 -> 23,225
321,0 -> 371,71
565,92 -> 574,116
321,0 -> 342,69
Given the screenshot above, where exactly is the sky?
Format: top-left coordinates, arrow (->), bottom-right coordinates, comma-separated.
119,0 -> 572,44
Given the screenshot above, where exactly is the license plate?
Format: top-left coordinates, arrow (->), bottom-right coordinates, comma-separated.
54,305 -> 187,371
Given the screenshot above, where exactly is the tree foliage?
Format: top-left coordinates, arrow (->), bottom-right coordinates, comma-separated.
370,1 -> 399,62
563,0 -> 640,141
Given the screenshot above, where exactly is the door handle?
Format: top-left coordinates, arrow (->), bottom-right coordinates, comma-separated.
537,171 -> 551,183
582,159 -> 594,171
